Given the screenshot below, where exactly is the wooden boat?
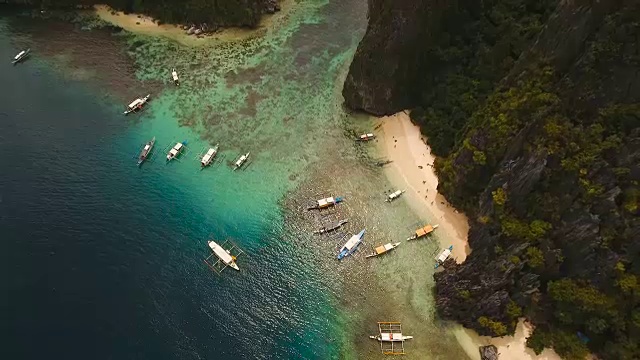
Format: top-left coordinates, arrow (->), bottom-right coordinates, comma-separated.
204,240 -> 240,271
370,322 -> 413,355
406,224 -> 439,241
124,94 -> 151,115
313,219 -> 348,234
356,133 -> 376,141
171,68 -> 179,86
12,48 -> 30,65
233,152 -> 250,170
167,141 -> 185,161
137,137 -> 155,166
385,190 -> 405,202
434,245 -> 453,269
307,196 -> 344,210
365,242 -> 401,258
200,144 -> 219,168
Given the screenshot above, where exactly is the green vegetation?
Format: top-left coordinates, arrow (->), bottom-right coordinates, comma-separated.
478,316 -> 508,336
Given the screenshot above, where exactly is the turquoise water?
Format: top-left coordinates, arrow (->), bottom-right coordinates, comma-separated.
1,1 -> 474,359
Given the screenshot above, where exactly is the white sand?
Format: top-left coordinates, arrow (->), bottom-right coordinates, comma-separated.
94,2 -> 293,46
377,112 -> 563,360
377,111 -> 470,262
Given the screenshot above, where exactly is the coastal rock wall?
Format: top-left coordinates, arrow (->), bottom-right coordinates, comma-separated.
344,0 -> 640,359
0,0 -> 278,27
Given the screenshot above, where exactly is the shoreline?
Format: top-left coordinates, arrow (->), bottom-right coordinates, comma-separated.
376,112 -> 562,360
94,1 -> 293,46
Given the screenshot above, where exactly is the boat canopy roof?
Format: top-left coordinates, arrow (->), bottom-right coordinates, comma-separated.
437,248 -> 452,262
173,142 -> 184,150
206,148 -> 216,156
374,243 -> 395,255
318,197 -> 337,207
342,229 -> 365,250
381,333 -> 405,341
209,241 -> 234,264
128,99 -> 143,108
389,190 -> 403,198
415,224 -> 435,237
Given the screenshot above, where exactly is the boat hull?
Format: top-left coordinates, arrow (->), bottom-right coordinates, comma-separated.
337,229 -> 365,260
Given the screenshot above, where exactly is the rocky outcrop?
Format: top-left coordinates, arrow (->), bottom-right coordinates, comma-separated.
342,0 -> 452,115
479,345 -> 499,360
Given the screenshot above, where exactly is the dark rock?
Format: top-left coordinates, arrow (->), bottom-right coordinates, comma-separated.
480,345 -> 499,360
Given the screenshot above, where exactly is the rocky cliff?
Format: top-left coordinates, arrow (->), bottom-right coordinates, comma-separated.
345,0 -> 640,359
0,0 -> 279,27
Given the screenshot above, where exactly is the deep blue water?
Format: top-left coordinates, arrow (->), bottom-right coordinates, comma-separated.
0,20 -> 342,360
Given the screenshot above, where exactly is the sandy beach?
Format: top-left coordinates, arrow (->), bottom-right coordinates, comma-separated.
377,112 -> 562,360
377,111 -> 470,262
94,2 -> 293,46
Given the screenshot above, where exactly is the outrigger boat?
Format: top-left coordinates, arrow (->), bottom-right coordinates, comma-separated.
406,224 -> 439,241
124,94 -> 151,115
200,144 -> 219,168
365,242 -> 401,258
385,190 -> 405,202
137,137 -> 155,166
167,141 -> 186,162
434,245 -> 453,269
233,152 -> 250,170
12,48 -> 30,65
206,240 -> 239,271
171,68 -> 179,86
313,219 -> 348,235
307,196 -> 344,211
370,322 -> 413,355
337,229 -> 365,260
356,133 -> 376,141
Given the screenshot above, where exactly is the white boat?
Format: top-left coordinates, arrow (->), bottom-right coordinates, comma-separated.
434,245 -> 453,269
337,229 -> 365,260
385,190 -> 405,202
12,48 -> 30,64
207,240 -> 239,271
307,196 -> 344,210
200,144 -> 219,168
124,94 -> 151,115
167,142 -> 185,161
357,133 -> 375,141
365,242 -> 401,258
233,152 -> 250,170
369,334 -> 414,342
171,68 -> 179,86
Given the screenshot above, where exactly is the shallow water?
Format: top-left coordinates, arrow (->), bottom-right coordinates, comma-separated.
1,2 -> 472,359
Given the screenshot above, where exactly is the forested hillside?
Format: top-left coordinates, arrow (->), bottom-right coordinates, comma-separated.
0,0 -> 273,27
344,0 -> 640,359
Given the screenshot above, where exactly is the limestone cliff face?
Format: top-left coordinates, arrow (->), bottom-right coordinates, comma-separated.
342,0 -> 451,116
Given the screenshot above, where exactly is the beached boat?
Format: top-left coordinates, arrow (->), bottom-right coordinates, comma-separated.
200,144 -> 219,168
365,242 -> 401,258
233,152 -> 250,170
307,196 -> 344,210
434,245 -> 453,269
385,190 -> 405,202
12,48 -> 30,65
337,229 -> 365,260
313,219 -> 348,235
166,141 -> 185,161
207,240 -> 239,271
357,133 -> 376,141
137,137 -> 155,166
171,68 -> 179,86
406,224 -> 439,241
123,94 -> 151,115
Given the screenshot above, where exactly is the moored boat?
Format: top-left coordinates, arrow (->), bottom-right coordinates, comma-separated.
406,224 -> 439,241
313,219 -> 348,234
357,133 -> 375,141
233,152 -> 250,170
171,68 -> 179,86
365,242 -> 401,258
307,196 -> 344,210
434,245 -> 453,269
385,190 -> 405,202
200,144 -> 219,168
124,94 -> 151,115
167,141 -> 185,161
369,334 -> 414,342
12,48 -> 30,65
207,240 -> 240,271
137,137 -> 155,166
337,229 -> 365,260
